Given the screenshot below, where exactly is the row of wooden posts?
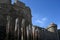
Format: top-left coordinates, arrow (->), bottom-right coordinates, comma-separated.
0,15 -> 41,40
5,16 -> 40,40
0,4 -> 41,40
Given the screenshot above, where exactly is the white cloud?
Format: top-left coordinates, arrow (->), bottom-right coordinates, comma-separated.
36,17 -> 47,24
36,19 -> 43,24
42,17 -> 47,21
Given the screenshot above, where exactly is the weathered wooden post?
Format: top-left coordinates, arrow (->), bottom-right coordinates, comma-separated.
0,0 -> 11,40
21,18 -> 26,40
15,18 -> 19,40
25,6 -> 32,40
6,15 -> 11,40
0,14 -> 7,40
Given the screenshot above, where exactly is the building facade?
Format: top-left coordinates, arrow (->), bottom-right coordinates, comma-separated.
0,0 -> 60,40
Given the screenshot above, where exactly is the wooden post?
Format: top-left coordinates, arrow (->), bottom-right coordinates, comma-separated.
6,16 -> 10,40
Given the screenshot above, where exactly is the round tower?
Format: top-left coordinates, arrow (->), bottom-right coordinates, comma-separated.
47,23 -> 59,40
47,22 -> 57,32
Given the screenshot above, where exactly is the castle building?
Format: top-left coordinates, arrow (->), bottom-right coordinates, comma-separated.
0,0 -> 60,40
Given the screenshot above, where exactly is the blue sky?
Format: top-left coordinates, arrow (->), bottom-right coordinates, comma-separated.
12,0 -> 60,29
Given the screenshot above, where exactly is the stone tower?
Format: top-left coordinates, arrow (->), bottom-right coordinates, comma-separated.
47,23 -> 59,40
47,23 -> 57,32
